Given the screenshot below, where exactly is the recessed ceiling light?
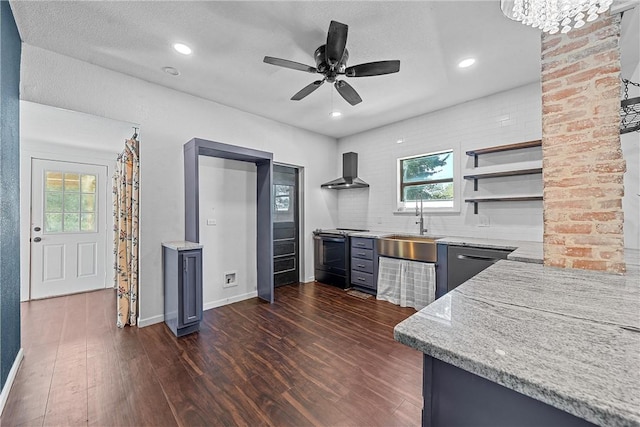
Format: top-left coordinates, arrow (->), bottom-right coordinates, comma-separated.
162,66 -> 180,76
396,138 -> 404,144
173,43 -> 192,55
330,111 -> 342,118
458,58 -> 476,68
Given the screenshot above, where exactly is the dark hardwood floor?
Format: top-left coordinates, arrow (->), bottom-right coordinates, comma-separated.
1,282 -> 422,426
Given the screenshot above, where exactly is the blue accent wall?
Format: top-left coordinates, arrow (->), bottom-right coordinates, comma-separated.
0,0 -> 21,390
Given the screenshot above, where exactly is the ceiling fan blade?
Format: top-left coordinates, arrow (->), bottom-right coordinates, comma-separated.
345,60 -> 400,77
326,21 -> 348,66
334,80 -> 362,106
263,56 -> 317,73
291,80 -> 325,101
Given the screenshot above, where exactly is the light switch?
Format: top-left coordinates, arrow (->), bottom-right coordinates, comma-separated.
207,219 -> 216,226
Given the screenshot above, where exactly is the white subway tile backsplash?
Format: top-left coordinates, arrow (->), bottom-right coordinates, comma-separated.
337,82 -> 544,242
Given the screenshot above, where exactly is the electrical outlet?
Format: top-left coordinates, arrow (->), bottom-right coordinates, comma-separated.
223,271 -> 237,288
478,214 -> 490,227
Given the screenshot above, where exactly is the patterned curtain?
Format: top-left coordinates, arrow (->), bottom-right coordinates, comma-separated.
114,137 -> 140,328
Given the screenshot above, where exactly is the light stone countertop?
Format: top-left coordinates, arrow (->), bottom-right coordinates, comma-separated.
349,231 -> 544,264
349,231 -> 396,238
394,260 -> 640,427
161,241 -> 203,251
437,236 -> 543,263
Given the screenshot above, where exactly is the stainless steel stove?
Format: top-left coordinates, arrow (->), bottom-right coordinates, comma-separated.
313,228 -> 369,289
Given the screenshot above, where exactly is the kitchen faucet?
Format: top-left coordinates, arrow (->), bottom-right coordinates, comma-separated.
415,193 -> 428,235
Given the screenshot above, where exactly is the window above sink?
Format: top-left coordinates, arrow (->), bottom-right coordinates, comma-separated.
396,147 -> 461,214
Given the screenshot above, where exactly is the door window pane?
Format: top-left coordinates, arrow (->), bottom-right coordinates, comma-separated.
64,213 -> 80,231
64,193 -> 80,212
44,170 -> 97,233
273,184 -> 294,222
45,171 -> 63,191
45,213 -> 63,233
45,192 -> 63,212
64,173 -> 80,191
82,194 -> 95,212
81,175 -> 96,193
81,213 -> 95,231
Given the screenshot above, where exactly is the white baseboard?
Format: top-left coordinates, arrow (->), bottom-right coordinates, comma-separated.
138,291 -> 260,327
305,276 -> 315,283
137,314 -> 165,328
0,348 -> 24,416
204,291 -> 258,311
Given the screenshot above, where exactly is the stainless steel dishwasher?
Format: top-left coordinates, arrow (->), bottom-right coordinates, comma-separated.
446,245 -> 512,293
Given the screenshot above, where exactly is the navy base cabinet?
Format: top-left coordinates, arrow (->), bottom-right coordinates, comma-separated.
422,355 -> 595,427
162,242 -> 203,337
351,237 -> 379,294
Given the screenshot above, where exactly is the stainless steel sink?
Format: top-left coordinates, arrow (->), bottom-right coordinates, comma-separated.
377,234 -> 438,262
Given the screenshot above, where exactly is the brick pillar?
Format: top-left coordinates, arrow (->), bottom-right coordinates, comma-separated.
541,12 -> 625,273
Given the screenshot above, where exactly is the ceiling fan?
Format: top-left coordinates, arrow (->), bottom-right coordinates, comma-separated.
263,20 -> 400,106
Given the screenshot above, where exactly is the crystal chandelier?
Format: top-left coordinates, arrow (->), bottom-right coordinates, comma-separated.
500,0 -> 614,34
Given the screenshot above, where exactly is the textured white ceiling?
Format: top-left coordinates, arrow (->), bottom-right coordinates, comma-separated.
8,1 -> 632,139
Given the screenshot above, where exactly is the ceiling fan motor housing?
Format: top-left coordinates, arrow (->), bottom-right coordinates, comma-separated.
314,45 -> 349,81
263,20 -> 399,106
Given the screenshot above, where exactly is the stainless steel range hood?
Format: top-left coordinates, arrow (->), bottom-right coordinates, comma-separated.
321,152 -> 369,189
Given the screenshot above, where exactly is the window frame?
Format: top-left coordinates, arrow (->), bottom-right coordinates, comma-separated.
43,170 -> 98,234
395,148 -> 460,213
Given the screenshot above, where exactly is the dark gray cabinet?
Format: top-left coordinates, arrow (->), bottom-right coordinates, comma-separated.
350,237 -> 378,294
435,243 -> 511,299
162,242 -> 203,337
422,355 -> 595,427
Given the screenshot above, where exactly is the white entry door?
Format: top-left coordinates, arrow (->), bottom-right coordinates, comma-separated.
30,159 -> 108,299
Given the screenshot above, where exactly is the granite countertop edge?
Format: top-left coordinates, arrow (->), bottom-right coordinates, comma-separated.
393,325 -> 633,427
161,240 -> 203,250
393,260 -> 640,427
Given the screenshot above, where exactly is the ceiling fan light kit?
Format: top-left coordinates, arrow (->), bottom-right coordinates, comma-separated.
263,20 -> 400,106
500,0 -> 614,34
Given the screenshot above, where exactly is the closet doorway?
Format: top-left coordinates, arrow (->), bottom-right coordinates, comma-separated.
272,165 -> 299,287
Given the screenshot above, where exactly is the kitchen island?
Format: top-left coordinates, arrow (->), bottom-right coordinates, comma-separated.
394,257 -> 640,427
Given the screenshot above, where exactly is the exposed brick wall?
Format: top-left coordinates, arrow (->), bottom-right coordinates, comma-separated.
541,13 -> 625,273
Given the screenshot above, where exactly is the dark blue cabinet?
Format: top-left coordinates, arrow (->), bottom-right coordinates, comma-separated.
162,242 -> 203,337
350,237 -> 378,294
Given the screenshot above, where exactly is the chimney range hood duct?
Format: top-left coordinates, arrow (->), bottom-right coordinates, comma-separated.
321,152 -> 369,189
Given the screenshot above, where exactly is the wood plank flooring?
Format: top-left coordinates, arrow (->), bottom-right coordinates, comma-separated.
1,282 -> 422,426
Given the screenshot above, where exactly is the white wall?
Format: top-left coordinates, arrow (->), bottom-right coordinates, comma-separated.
20,45 -> 339,326
198,157 -> 258,309
337,83 -> 544,242
621,58 -> 640,250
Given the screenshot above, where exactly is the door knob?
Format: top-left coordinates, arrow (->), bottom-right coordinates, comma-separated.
33,237 -> 42,242
34,226 -> 41,232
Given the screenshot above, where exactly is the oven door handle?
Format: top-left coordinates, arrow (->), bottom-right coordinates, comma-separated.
314,235 -> 345,243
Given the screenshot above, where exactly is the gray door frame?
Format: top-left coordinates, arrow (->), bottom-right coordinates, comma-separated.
183,138 -> 274,303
